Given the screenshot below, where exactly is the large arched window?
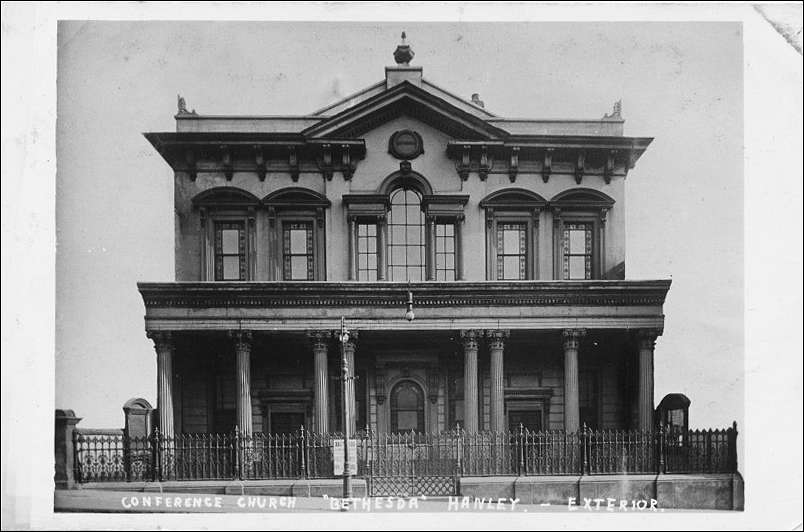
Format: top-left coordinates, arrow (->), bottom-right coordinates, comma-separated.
387,188 -> 425,281
390,380 -> 425,433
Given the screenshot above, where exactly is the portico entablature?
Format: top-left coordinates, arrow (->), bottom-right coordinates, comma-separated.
138,280 -> 669,333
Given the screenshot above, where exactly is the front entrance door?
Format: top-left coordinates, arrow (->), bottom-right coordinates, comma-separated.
270,412 -> 305,435
508,410 -> 543,433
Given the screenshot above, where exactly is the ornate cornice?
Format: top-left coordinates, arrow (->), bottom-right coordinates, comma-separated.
138,280 -> 671,310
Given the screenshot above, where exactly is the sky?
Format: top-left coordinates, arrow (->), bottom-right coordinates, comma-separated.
53,20 -> 746,430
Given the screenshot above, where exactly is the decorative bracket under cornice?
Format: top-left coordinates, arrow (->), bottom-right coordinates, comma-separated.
508,146 -> 520,183
542,148 -> 553,183
288,146 -> 299,182
319,143 -> 333,181
185,149 -> 197,182
456,144 -> 471,181
603,150 -> 616,184
574,151 -> 586,185
254,146 -> 266,182
220,145 -> 233,181
341,144 -> 355,180
479,145 -> 491,181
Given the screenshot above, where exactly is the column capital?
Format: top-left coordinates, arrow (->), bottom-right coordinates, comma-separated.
636,328 -> 662,350
146,331 -> 173,352
333,329 -> 359,351
307,330 -> 331,350
562,328 -> 587,350
485,329 -> 510,350
460,329 -> 482,350
228,330 -> 253,351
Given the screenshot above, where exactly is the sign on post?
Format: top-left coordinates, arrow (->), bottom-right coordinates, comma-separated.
332,439 -> 358,476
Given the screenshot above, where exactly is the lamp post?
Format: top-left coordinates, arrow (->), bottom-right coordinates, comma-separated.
338,287 -> 414,510
338,316 -> 352,510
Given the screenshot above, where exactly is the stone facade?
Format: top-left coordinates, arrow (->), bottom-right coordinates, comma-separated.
140,36 -> 667,438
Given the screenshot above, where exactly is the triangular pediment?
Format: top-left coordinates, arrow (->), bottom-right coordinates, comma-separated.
302,81 -> 507,141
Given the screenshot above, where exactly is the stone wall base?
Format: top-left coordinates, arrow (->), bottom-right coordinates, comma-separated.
462,473 -> 743,511
75,473 -> 743,511
77,478 -> 367,498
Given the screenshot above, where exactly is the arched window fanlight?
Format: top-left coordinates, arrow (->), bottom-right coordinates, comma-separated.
390,380 -> 425,433
387,187 -> 425,281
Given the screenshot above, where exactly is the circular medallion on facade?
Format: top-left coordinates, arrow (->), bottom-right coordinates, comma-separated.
388,130 -> 424,160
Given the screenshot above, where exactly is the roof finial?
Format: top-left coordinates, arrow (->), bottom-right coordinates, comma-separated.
393,31 -> 414,66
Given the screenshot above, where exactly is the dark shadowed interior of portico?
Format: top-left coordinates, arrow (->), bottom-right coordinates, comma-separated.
169,329 -> 640,436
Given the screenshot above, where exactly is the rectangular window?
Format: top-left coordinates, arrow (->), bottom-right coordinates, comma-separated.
562,223 -> 593,280
357,223 -> 378,281
435,222 -> 456,281
496,222 -> 527,280
282,221 -> 314,280
214,221 -> 246,281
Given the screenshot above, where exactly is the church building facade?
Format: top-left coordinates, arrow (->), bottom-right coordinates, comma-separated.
139,34 -> 667,444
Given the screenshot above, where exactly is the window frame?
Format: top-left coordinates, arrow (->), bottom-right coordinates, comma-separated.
479,189 -> 546,281
213,218 -> 249,281
202,209 -> 257,282
389,380 -> 426,433
549,188 -> 614,281
281,219 -> 316,281
386,187 -> 427,283
559,214 -> 601,280
485,211 -> 540,280
262,188 -> 331,282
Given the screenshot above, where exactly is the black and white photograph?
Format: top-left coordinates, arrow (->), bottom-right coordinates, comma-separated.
1,2 -> 802,530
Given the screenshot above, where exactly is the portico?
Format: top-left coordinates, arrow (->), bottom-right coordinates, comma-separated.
139,280 -> 668,437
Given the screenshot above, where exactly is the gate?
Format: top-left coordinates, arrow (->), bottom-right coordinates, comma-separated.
367,431 -> 460,497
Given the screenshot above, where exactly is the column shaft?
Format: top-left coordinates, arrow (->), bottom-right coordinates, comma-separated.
232,331 -> 253,435
637,330 -> 658,432
150,332 -> 175,438
310,334 -> 330,434
562,329 -> 585,433
461,330 -> 480,433
487,330 -> 509,433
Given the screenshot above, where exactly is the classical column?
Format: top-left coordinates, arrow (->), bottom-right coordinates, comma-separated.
460,330 -> 481,433
148,331 -> 175,437
230,331 -> 254,436
342,331 -> 359,435
308,331 -> 330,434
487,330 -> 510,433
637,329 -> 660,432
562,328 -> 586,433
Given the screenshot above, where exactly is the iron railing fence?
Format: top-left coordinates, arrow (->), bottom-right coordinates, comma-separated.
74,423 -> 738,483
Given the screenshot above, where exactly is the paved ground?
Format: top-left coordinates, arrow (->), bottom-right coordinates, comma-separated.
55,489 -> 729,514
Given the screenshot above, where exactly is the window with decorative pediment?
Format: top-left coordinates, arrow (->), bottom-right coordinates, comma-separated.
550,188 -> 614,281
264,188 -> 330,281
192,187 -> 259,282
480,189 -> 547,281
344,170 -> 467,282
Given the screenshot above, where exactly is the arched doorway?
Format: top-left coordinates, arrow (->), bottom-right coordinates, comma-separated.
389,380 -> 425,433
